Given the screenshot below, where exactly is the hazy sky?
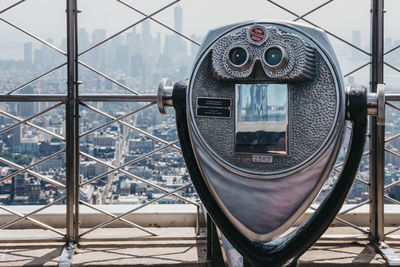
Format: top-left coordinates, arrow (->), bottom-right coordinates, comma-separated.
1,0 -> 400,70
1,0 -> 400,46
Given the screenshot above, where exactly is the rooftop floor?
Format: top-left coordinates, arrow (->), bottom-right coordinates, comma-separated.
0,227 -> 397,266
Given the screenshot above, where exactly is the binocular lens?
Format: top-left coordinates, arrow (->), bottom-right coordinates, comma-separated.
264,47 -> 283,67
228,47 -> 248,67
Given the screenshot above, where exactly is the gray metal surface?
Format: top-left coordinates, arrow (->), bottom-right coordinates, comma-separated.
191,126 -> 340,241
65,0 -> 79,244
376,242 -> 400,267
211,26 -> 315,81
189,22 -> 342,176
370,0 -> 385,243
186,21 -> 345,242
59,242 -> 75,267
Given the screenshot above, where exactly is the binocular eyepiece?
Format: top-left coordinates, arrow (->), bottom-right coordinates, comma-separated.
227,45 -> 288,71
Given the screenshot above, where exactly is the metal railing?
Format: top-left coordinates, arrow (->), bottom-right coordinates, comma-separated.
1,0 -> 400,265
0,0 -> 202,245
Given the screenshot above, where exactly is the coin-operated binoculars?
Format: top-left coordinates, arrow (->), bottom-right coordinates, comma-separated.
157,21 -> 372,266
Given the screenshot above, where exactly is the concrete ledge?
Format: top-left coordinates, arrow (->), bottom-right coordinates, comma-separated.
1,204 -> 399,229
0,204 -> 205,229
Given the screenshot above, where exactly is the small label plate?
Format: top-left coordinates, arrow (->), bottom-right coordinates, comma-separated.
248,25 -> 268,45
252,155 -> 273,163
197,98 -> 231,108
196,97 -> 231,118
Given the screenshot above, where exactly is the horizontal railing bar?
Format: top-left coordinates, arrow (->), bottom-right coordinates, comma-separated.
79,236 -> 206,242
0,94 -> 161,102
79,95 -> 158,102
79,200 -> 157,236
385,94 -> 400,102
0,237 -> 65,243
319,234 -> 369,241
79,183 -> 191,237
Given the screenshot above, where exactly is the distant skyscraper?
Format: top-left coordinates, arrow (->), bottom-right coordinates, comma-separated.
60,38 -> 67,53
141,20 -> 152,58
171,5 -> 186,58
33,49 -> 43,67
163,35 -> 175,57
126,27 -> 142,56
153,32 -> 161,59
131,54 -> 145,77
91,29 -> 107,69
92,29 -> 107,44
116,45 -> 130,73
111,34 -> 123,48
8,126 -> 21,153
174,6 -> 183,32
79,28 -> 90,51
41,39 -> 57,69
24,42 -> 32,66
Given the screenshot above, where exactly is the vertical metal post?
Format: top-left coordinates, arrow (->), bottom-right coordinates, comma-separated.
66,0 -> 80,244
369,0 -> 385,242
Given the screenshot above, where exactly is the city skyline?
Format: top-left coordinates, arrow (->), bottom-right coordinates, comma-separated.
0,1 -> 400,207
